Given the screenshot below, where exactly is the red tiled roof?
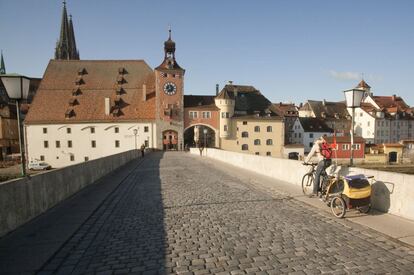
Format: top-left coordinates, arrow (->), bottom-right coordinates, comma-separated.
25,60 -> 156,124
372,95 -> 409,110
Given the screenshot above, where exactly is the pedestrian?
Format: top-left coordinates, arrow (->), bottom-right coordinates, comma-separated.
303,134 -> 332,196
140,144 -> 145,157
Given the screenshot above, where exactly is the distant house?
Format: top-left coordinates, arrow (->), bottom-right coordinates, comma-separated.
291,117 -> 333,153
298,99 -> 350,135
325,136 -> 365,161
271,102 -> 299,144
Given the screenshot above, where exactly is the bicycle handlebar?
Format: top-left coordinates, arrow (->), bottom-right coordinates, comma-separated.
302,162 -> 318,166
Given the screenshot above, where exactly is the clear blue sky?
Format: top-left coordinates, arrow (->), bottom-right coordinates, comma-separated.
1,0 -> 414,105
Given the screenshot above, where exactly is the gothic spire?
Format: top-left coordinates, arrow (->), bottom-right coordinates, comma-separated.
55,1 -> 79,60
0,50 -> 5,74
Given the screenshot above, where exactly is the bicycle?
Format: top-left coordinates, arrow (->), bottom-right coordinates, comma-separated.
301,162 -> 329,197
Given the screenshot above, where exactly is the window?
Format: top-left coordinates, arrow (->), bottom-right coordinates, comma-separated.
254,139 -> 261,145
70,155 -> 75,161
267,126 -> 272,132
91,140 -> 96,148
309,142 -> 313,148
241,131 -> 249,138
55,141 -> 60,148
224,125 -> 228,132
84,157 -> 89,161
44,141 -> 49,148
298,133 -> 301,138
241,144 -> 248,151
255,152 -> 260,155
254,126 -> 260,132
309,133 -> 314,138
190,111 -> 198,119
115,140 -> 120,147
266,152 -> 271,156
43,128 -> 47,134
202,111 -> 211,119
368,121 -> 370,127
145,140 -> 149,147
266,139 -> 273,145
40,155 -> 45,161
353,144 -> 361,150
226,112 -> 230,118
342,144 -> 350,150
144,126 -> 149,132
90,127 -> 95,134
243,121 -> 247,125
66,128 -> 71,134
114,127 -> 119,133
68,140 -> 72,148
294,133 -> 297,138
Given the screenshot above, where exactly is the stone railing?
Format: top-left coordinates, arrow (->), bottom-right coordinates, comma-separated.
0,150 -> 139,237
191,148 -> 414,221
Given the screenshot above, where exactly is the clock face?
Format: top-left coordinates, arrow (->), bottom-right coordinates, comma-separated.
163,82 -> 177,95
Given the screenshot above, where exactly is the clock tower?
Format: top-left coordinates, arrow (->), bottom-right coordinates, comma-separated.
155,29 -> 185,150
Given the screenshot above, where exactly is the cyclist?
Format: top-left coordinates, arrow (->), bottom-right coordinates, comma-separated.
303,134 -> 332,196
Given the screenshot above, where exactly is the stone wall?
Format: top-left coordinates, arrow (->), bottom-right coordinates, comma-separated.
191,148 -> 414,221
0,150 -> 139,237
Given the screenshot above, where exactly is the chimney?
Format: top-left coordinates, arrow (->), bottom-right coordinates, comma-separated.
392,94 -> 396,101
216,84 -> 219,96
105,98 -> 111,115
142,84 -> 147,101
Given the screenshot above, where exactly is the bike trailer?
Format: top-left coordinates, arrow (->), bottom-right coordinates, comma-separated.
342,174 -> 371,207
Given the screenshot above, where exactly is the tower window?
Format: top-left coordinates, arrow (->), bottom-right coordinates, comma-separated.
241,144 -> 249,151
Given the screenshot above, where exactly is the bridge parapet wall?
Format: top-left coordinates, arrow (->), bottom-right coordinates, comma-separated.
0,150 -> 139,237
191,148 -> 414,221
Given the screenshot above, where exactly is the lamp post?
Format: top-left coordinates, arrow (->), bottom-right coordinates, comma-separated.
343,88 -> 365,166
133,129 -> 138,150
0,74 -> 31,176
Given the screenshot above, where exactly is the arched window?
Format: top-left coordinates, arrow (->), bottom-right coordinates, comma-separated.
224,125 -> 228,132
254,139 -> 261,145
267,126 -> 272,132
266,139 -> 273,145
241,131 -> 249,138
242,144 -> 249,151
254,126 -> 260,132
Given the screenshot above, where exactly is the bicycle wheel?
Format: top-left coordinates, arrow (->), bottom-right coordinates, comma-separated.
357,205 -> 371,214
330,196 -> 346,218
302,173 -> 314,197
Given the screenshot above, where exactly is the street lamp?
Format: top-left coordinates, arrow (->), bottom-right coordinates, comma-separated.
343,88 -> 365,166
133,129 -> 138,150
0,74 -> 31,176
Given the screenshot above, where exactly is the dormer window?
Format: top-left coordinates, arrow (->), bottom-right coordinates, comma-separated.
75,75 -> 84,85
117,75 -> 125,84
72,87 -> 81,96
65,108 -> 75,118
68,98 -> 78,106
78,67 -> 87,75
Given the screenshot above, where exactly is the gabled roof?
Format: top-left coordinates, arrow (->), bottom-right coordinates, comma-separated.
271,103 -> 298,117
372,95 -> 409,110
297,117 -> 333,133
25,60 -> 156,124
303,100 -> 349,120
184,95 -> 219,110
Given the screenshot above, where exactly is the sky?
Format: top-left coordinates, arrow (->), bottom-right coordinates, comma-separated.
1,0 -> 414,105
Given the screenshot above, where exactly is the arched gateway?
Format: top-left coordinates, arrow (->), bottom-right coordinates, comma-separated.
184,125 -> 216,148
163,130 -> 179,150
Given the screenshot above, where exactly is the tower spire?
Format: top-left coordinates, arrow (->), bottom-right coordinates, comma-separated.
55,1 -> 79,60
0,50 -> 5,74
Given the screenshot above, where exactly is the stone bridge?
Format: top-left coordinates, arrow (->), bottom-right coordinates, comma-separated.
1,152 -> 414,274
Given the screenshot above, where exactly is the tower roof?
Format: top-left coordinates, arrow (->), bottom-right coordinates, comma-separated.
0,50 -> 5,74
356,79 -> 371,89
155,28 -> 184,72
55,1 -> 79,60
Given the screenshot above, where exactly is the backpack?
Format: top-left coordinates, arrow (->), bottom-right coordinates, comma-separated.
320,142 -> 332,160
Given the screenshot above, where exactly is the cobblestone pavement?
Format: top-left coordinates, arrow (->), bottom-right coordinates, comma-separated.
39,152 -> 414,274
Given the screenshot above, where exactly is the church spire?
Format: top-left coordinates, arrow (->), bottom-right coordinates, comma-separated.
55,1 -> 79,60
0,50 -> 5,74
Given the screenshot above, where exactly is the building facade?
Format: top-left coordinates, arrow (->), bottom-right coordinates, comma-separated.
291,117 -> 333,153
